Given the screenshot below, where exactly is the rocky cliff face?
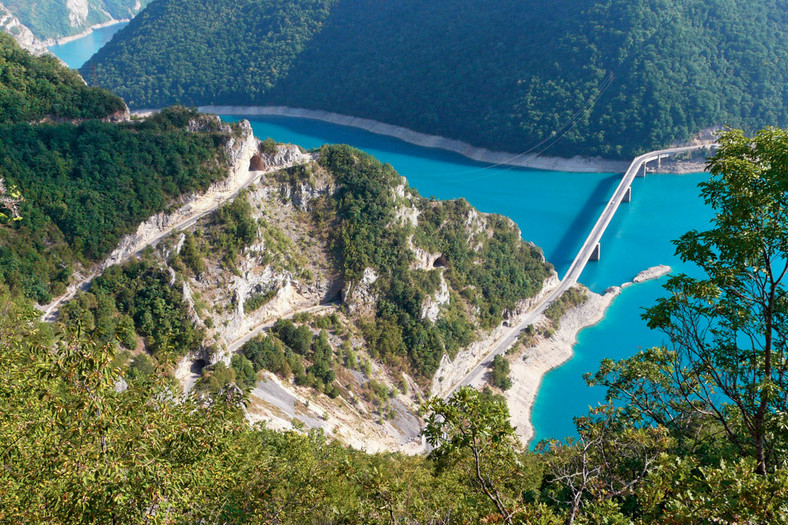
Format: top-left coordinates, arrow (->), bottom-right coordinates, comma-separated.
155,149 -> 551,452
0,0 -> 151,44
73,129 -> 550,453
0,5 -> 48,55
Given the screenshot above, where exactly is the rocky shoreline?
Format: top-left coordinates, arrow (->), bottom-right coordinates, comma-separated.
131,105 -> 716,175
504,264 -> 672,445
196,105 -> 633,173
48,19 -> 129,47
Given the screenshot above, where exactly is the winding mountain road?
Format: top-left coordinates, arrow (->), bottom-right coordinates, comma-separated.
226,303 -> 337,354
41,153 -> 309,323
445,144 -> 714,398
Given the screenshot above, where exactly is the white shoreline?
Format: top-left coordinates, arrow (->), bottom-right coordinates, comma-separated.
134,105 -> 711,174
503,264 -> 672,445
195,105 -> 633,174
47,19 -> 129,47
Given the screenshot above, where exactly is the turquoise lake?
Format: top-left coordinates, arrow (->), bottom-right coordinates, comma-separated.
51,39 -> 714,445
50,22 -> 128,69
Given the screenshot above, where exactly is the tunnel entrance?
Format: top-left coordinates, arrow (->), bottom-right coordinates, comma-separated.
191,359 -> 208,375
433,255 -> 448,268
249,154 -> 265,171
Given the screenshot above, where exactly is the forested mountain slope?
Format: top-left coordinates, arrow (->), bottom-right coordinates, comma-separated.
86,0 -> 788,158
0,0 -> 151,41
0,34 -> 237,303
4,16 -> 788,524
0,33 -> 553,450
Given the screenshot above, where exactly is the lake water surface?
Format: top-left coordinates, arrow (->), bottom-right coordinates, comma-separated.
51,37 -> 714,445
50,22 -> 128,69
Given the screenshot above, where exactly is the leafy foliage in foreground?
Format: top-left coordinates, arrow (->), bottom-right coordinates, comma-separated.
87,0 -> 787,157
0,295 -> 499,523
3,279 -> 788,523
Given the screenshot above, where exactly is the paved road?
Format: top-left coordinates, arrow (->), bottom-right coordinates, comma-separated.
445,144 -> 713,398
226,303 -> 337,353
41,158 -> 307,322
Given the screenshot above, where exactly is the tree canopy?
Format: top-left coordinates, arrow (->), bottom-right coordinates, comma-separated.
0,32 -> 125,122
594,127 -> 788,475
86,0 -> 788,158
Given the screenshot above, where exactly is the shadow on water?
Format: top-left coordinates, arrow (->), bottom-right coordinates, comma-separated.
549,174 -> 620,277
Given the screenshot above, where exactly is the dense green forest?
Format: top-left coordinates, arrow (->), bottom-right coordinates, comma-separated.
86,0 -> 787,158
0,109 -> 232,303
0,35 -> 235,303
0,32 -> 124,121
1,0 -> 151,40
61,255 -> 205,361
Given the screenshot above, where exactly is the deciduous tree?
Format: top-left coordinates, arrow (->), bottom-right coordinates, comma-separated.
594,127 -> 788,475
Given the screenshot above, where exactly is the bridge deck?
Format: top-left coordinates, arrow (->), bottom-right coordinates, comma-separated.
446,143 -> 713,398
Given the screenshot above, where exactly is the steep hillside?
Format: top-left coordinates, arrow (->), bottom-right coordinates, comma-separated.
0,35 -> 243,304
86,0 -> 788,158
59,140 -> 553,449
0,0 -> 151,42
0,37 -> 553,451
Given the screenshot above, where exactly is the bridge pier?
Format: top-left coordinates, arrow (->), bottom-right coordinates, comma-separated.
638,161 -> 647,177
590,242 -> 601,261
623,186 -> 631,203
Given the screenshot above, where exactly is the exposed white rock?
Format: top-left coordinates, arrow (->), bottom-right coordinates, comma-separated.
633,264 -> 671,283
0,5 -> 48,55
410,246 -> 443,271
343,267 -> 379,314
199,106 -> 633,173
232,265 -> 288,318
396,203 -> 420,227
260,143 -> 311,166
66,0 -> 90,27
288,180 -> 333,211
421,272 -> 450,322
100,121 -> 272,271
430,271 -> 561,397
504,284 -> 621,444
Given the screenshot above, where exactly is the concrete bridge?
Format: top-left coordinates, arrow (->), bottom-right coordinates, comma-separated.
445,143 -> 715,398
561,144 -> 711,287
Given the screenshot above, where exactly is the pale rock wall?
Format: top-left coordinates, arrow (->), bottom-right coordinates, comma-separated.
66,0 -> 89,27
0,5 -> 48,55
1,0 -> 149,44
421,272 -> 450,323
430,271 -> 560,397
199,106 -> 632,174
343,267 -> 378,315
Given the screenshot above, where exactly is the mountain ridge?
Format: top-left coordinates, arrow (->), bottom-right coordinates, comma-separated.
84,0 -> 788,159
0,0 -> 151,43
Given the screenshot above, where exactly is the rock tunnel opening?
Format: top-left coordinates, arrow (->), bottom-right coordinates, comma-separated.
433,255 -> 449,268
191,359 -> 208,375
249,154 -> 265,171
